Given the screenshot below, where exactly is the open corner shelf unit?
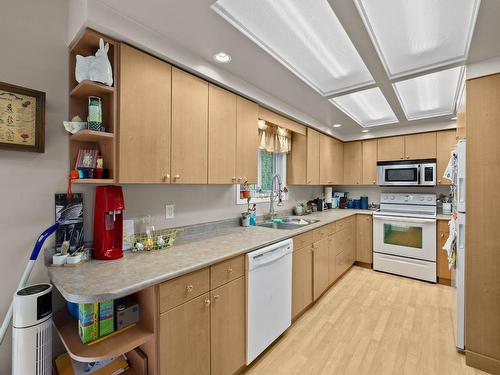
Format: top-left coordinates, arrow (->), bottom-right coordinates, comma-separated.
68,28 -> 119,184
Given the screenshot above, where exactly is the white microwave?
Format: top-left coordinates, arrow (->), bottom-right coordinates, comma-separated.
377,160 -> 437,186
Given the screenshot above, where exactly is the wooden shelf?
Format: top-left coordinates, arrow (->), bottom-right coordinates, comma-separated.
53,309 -> 154,363
72,178 -> 115,184
70,80 -> 114,98
70,129 -> 115,142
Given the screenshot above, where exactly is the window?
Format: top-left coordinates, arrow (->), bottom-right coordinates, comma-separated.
236,150 -> 288,204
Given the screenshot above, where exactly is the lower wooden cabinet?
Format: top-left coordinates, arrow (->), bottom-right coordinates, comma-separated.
437,220 -> 451,284
356,215 -> 373,264
159,293 -> 211,375
210,277 -> 246,375
328,234 -> 337,285
292,244 -> 313,320
312,237 -> 329,301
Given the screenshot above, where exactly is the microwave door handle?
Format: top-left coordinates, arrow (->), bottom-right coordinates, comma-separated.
417,165 -> 422,185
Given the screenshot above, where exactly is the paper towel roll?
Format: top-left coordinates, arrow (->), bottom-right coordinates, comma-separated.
324,186 -> 333,203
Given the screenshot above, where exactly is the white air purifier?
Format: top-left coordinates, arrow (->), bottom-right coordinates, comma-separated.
12,283 -> 53,375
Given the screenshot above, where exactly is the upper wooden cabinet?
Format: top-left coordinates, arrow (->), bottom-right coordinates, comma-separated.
343,141 -> 362,185
236,97 -> 259,184
362,139 -> 377,185
287,132 -> 307,185
332,138 -> 344,184
377,136 -> 405,161
307,128 -> 321,185
208,85 -> 237,184
436,130 -> 456,185
119,44 -> 172,183
404,132 -> 436,160
378,133 -> 436,161
171,67 -> 209,184
320,135 -> 343,185
456,112 -> 466,140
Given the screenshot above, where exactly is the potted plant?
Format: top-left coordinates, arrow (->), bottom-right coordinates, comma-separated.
240,179 -> 251,199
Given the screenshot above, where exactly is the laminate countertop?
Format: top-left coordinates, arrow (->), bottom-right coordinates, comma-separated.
47,209 -> 372,303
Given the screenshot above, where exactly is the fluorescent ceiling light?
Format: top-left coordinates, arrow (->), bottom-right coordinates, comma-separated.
212,0 -> 374,96
355,0 -> 481,78
329,87 -> 398,127
213,52 -> 231,63
393,66 -> 465,120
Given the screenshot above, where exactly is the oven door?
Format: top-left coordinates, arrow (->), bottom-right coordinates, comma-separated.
373,215 -> 436,261
378,164 -> 419,186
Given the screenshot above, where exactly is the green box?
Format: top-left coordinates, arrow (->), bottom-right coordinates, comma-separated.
78,303 -> 98,344
98,300 -> 114,337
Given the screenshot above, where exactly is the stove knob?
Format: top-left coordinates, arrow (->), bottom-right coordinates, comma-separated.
383,195 -> 388,201
427,197 -> 433,202
420,196 -> 425,201
390,195 -> 395,200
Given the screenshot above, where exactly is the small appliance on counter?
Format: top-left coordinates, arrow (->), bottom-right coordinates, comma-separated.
93,185 -> 125,260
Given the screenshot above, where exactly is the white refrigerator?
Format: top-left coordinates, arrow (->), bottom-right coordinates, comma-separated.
455,140 -> 466,350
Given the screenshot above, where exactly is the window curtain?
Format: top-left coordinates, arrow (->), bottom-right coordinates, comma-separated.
258,120 -> 291,153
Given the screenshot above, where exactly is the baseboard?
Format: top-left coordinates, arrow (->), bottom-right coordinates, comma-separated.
466,350 -> 500,374
355,261 -> 372,269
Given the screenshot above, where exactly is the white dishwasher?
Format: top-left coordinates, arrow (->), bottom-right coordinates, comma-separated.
247,238 -> 293,364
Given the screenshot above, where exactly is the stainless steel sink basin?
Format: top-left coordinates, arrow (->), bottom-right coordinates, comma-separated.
257,217 -> 319,230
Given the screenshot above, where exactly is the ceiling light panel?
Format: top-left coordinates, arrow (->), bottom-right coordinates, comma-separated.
393,66 -> 464,120
329,87 -> 397,127
355,0 -> 481,78
212,0 -> 374,96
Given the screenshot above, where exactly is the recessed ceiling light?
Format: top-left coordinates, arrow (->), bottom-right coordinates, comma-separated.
213,52 -> 232,63
355,0 -> 481,78
212,0 -> 374,96
361,129 -> 369,133
332,124 -> 342,128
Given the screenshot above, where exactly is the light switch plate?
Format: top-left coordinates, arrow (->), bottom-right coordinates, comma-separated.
165,204 -> 175,219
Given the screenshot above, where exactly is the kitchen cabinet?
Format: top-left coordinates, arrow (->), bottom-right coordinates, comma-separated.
171,67 -> 208,184
436,130 -> 456,185
362,139 -> 378,185
437,220 -> 451,284
312,236 -> 329,301
320,135 -> 343,185
332,138 -> 344,184
456,111 -> 466,140
307,128 -> 320,185
343,141 -> 362,185
377,136 -> 405,161
159,293 -> 211,375
119,44 -> 172,183
356,215 -> 372,264
328,234 -> 337,285
236,97 -> 259,184
208,84 -> 237,184
287,132 -> 307,185
404,132 -> 436,160
292,244 -> 313,320
210,277 -> 246,375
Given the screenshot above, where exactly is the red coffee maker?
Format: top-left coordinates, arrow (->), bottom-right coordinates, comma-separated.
93,186 -> 125,260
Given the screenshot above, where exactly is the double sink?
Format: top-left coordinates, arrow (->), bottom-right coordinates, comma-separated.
257,217 -> 319,230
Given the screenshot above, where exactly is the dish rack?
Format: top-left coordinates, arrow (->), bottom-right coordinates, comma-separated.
126,228 -> 181,252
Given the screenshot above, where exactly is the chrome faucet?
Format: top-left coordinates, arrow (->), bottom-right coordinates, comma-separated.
269,174 -> 284,219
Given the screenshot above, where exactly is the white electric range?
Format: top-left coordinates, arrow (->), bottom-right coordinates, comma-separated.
373,193 -> 437,283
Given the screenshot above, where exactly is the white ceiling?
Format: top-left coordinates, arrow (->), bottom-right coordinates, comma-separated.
88,0 -> 500,139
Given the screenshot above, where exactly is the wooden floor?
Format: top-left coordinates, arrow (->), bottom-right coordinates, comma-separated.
244,266 -> 488,375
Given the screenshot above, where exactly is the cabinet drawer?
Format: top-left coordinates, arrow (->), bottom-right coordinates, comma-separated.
210,255 -> 245,289
293,231 -> 313,250
160,268 -> 210,313
336,216 -> 355,233
313,225 -> 330,243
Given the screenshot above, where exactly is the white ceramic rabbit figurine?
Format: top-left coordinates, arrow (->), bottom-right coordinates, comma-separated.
75,38 -> 113,86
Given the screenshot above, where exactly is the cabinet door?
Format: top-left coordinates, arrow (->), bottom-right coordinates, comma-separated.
328,235 -> 337,285
362,139 -> 378,185
343,141 -> 362,185
306,128 -> 320,185
436,130 -> 456,185
456,111 -> 466,140
356,215 -> 372,264
211,277 -> 246,375
313,237 -> 329,301
287,133 -> 307,185
171,67 -> 208,184
292,245 -> 313,319
377,136 -> 405,161
319,134 -> 332,185
208,84 -> 237,184
160,293 -> 210,375
236,97 -> 259,184
119,44 -> 171,183
437,220 -> 451,282
404,132 -> 436,160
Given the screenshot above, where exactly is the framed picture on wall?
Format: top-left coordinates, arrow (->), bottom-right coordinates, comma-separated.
0,81 -> 45,153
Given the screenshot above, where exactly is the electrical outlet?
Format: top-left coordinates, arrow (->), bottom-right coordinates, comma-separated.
165,204 -> 175,219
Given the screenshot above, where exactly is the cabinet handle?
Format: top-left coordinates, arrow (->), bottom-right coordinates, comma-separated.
440,233 -> 444,238
213,294 -> 220,301
237,177 -> 242,182
406,156 -> 410,159
174,174 -> 181,179
308,180 -> 312,184
204,299 -> 211,307
186,284 -> 194,293
163,173 -> 170,181
227,268 -> 233,274
372,180 -> 376,184
232,177 -> 237,182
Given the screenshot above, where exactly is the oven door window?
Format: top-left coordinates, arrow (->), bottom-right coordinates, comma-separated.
383,223 -> 423,249
385,168 -> 418,183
